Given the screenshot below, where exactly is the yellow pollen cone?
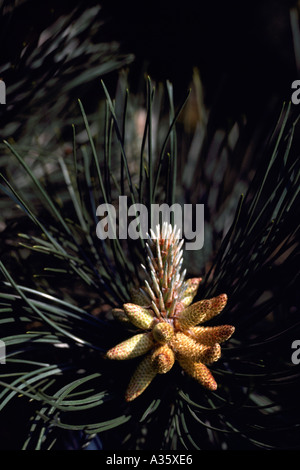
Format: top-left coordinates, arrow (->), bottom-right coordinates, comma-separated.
129,287 -> 149,306
178,357 -> 218,391
202,294 -> 228,323
189,325 -> 235,345
180,277 -> 202,307
152,321 -> 174,343
179,295 -> 194,308
183,277 -> 202,296
151,345 -> 175,374
175,299 -> 212,330
106,333 -> 154,360
123,303 -> 155,330
199,342 -> 221,364
171,331 -> 213,362
125,354 -> 157,402
111,308 -> 130,324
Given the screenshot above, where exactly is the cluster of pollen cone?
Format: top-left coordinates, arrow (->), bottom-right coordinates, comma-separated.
106,222 -> 235,401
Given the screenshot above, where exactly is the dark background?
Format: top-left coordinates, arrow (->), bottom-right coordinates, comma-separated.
0,0 -> 299,130
101,0 -> 299,117
0,0 -> 300,451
